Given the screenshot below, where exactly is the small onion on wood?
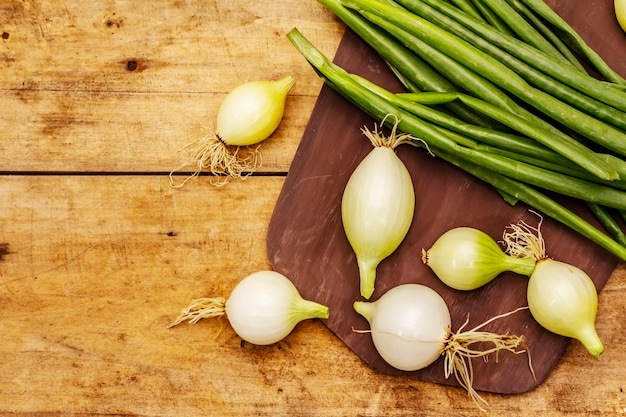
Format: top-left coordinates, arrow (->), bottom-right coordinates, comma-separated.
169,76 -> 295,187
168,270 -> 329,345
353,284 -> 532,409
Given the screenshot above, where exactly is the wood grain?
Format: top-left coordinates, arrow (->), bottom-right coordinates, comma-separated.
0,0 -> 624,415
0,0 -> 341,173
0,176 -> 625,417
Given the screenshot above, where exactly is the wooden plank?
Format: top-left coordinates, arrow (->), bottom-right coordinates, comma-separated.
0,176 -> 624,416
0,0 -> 342,93
0,89 -> 316,172
0,0 -> 624,415
0,0 -> 344,173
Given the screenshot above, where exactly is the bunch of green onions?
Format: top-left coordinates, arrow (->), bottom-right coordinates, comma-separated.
287,0 -> 626,262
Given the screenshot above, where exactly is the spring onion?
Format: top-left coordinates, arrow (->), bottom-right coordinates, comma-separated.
353,283 -> 532,409
474,0 -> 572,66
169,76 -> 295,187
516,0 -> 626,85
287,27 -> 626,262
342,117 -> 415,299
503,220 -> 604,358
345,0 -> 626,150
168,270 -> 329,345
388,0 -> 626,131
503,0 -> 587,72
422,227 -> 536,290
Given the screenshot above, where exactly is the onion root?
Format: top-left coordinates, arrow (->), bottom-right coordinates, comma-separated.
167,297 -> 227,327
168,133 -> 261,188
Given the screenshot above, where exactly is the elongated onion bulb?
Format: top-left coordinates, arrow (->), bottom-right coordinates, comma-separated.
423,227 -> 537,290
616,0 -> 626,32
168,270 -> 329,345
503,218 -> 604,357
170,76 -> 295,187
353,284 -> 530,410
527,259 -> 604,358
342,118 -> 415,299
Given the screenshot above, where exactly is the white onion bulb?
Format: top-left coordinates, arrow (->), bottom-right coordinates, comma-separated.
170,76 -> 295,187
527,259 -> 604,357
342,118 -> 415,299
354,283 -> 530,410
168,270 -> 329,345
354,284 -> 449,371
503,218 -> 604,358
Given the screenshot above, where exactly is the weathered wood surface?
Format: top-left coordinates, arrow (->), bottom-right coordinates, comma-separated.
0,0 -> 624,416
0,0 -> 341,172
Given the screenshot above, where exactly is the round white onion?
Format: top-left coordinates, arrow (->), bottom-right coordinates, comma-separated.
168,270 -> 329,346
354,284 -> 449,371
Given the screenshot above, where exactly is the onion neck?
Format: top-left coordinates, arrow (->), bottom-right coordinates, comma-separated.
505,255 -> 537,277
353,300 -> 376,323
577,324 -> 604,359
274,75 -> 297,94
358,258 -> 379,299
290,297 -> 330,322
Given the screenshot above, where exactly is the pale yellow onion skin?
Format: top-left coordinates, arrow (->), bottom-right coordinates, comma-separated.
424,227 -> 536,290
616,0 -> 626,32
353,284 -> 450,371
216,76 -> 295,146
342,146 -> 415,299
527,259 -> 604,357
225,270 -> 329,345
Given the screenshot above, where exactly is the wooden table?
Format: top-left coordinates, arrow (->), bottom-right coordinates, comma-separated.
0,1 -> 624,416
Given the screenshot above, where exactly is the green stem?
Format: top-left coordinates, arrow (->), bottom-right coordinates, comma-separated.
316,0 -> 501,128
516,0 -> 626,85
394,0 -> 626,131
346,6 -> 621,180
474,0 -> 572,66
286,27 -> 626,261
587,203 -> 626,248
503,0 -> 586,72
435,149 -> 626,261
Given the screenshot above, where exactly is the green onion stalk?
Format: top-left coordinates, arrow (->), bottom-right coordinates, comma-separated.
387,0 -> 626,131
286,27 -> 626,262
342,0 -> 626,158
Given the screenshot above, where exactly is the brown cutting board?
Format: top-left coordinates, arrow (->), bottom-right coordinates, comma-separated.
267,1 -> 626,394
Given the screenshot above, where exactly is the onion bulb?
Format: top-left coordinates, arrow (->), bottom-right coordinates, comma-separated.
503,219 -> 604,358
342,116 -> 415,299
616,0 -> 626,32
422,227 -> 536,290
353,284 -> 531,410
168,270 -> 329,345
169,75 -> 295,187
